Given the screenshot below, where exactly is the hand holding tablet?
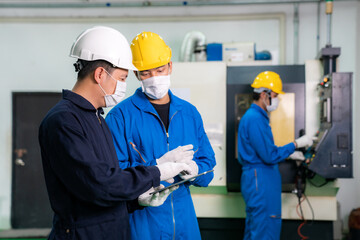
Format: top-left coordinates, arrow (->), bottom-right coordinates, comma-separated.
150,169 -> 214,195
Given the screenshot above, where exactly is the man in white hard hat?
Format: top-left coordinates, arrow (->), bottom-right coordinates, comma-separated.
38,26 -> 193,240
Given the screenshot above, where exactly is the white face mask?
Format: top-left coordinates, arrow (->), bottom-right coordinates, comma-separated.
99,70 -> 126,108
263,93 -> 279,112
266,97 -> 279,112
140,75 -> 171,100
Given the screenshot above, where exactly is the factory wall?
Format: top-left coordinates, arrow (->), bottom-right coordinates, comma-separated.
0,1 -> 358,232
334,1 -> 360,233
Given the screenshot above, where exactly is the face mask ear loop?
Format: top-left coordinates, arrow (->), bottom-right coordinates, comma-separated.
266,90 -> 272,105
137,71 -> 146,92
98,82 -> 108,96
103,68 -> 118,83
101,68 -> 118,96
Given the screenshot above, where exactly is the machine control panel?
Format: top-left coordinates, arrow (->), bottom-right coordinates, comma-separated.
307,72 -> 353,178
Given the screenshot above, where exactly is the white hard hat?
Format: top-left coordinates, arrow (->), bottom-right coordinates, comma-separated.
69,26 -> 137,71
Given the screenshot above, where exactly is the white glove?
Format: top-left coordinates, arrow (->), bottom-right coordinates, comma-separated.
156,162 -> 193,184
288,151 -> 305,161
179,160 -> 199,181
138,184 -> 179,207
295,135 -> 313,148
156,145 -> 194,165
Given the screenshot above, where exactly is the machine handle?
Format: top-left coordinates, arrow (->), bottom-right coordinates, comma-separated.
14,148 -> 27,167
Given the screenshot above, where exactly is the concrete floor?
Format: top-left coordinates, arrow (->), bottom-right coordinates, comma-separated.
0,228 -> 49,239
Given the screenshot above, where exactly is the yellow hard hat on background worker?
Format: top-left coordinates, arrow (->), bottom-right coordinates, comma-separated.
130,32 -> 172,71
251,71 -> 285,94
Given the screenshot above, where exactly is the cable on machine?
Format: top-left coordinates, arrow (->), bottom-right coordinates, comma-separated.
296,195 -> 309,240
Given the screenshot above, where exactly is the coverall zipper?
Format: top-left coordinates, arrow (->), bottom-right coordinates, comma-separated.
150,110 -> 178,240
95,111 -> 101,124
168,111 -> 178,240
254,169 -> 258,191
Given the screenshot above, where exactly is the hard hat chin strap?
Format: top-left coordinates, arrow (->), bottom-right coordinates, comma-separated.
266,91 -> 272,105
262,89 -> 272,106
74,60 -> 86,72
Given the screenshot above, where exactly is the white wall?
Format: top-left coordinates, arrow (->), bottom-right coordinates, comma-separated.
323,2 -> 360,231
0,1 -> 358,231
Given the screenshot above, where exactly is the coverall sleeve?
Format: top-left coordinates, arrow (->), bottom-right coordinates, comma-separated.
105,112 -> 145,168
43,112 -> 159,208
127,198 -> 144,213
248,119 -> 295,164
191,110 -> 216,187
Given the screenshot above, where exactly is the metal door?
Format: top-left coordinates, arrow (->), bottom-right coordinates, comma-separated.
12,92 -> 61,228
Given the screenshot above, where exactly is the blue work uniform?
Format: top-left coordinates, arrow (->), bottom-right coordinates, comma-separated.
237,104 -> 295,240
39,90 -> 161,240
106,88 -> 216,240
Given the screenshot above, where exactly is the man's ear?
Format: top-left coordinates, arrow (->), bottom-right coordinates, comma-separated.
259,91 -> 266,100
168,61 -> 173,75
94,67 -> 106,84
134,70 -> 141,81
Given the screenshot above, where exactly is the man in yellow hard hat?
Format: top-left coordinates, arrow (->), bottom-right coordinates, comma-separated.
106,32 -> 216,240
38,26 -> 193,240
237,71 -> 313,239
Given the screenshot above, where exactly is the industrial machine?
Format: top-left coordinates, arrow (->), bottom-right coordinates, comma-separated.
226,64 -> 306,193
170,59 -> 348,239
226,47 -> 353,193
170,3 -> 352,238
170,42 -> 352,240
172,60 -> 351,239
307,46 -> 353,179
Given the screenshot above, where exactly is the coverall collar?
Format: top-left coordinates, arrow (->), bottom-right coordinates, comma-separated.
251,103 -> 269,120
62,89 -> 104,115
132,88 -> 183,116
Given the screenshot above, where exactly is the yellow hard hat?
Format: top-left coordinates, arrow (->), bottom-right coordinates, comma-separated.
130,32 -> 172,71
251,71 -> 285,94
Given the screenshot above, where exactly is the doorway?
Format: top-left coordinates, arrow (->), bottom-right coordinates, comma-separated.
11,92 -> 61,228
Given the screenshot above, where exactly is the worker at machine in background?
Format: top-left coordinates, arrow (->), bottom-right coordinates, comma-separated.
38,26 -> 194,240
237,71 -> 313,240
105,31 -> 216,240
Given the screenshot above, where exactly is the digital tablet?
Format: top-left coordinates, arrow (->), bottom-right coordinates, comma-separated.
150,169 -> 214,195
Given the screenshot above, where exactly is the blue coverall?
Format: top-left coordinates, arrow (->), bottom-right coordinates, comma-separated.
38,90 -> 161,240
106,88 -> 216,240
237,104 -> 295,240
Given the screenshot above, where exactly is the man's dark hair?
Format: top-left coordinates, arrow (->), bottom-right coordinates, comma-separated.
253,89 -> 272,101
74,60 -> 115,81
253,91 -> 261,101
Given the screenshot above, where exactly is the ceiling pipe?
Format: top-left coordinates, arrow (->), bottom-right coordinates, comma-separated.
293,3 -> 299,64
316,1 -> 321,53
180,31 -> 207,62
0,0 -> 339,9
325,0 -> 333,47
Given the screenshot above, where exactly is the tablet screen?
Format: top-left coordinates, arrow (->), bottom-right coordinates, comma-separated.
150,169 -> 214,195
